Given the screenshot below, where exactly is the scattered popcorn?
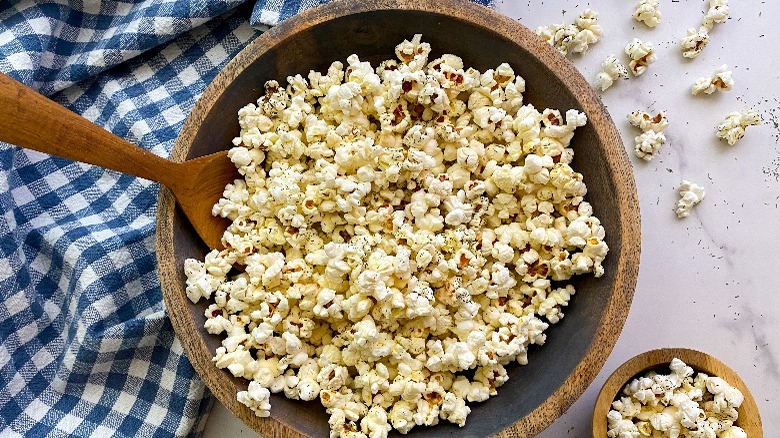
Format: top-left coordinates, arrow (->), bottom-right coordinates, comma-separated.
595,55 -> 629,91
607,358 -> 746,438
716,110 -> 762,145
634,130 -> 667,162
627,111 -> 668,161
702,0 -> 730,31
624,38 -> 656,76
535,9 -> 603,56
680,27 -> 710,59
633,0 -> 662,28
676,180 -> 706,218
691,65 -> 733,95
681,0 -> 729,58
185,35 -> 609,437
628,111 -> 668,133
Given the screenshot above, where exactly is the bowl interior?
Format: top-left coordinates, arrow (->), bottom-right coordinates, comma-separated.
159,3 -> 639,437
592,348 -> 763,438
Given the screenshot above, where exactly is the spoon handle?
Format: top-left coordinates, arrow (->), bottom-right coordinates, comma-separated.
0,73 -> 177,188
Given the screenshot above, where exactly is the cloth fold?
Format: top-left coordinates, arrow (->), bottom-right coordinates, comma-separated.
0,0 -> 494,436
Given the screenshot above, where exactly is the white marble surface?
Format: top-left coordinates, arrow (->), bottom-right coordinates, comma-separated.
204,1 -> 780,436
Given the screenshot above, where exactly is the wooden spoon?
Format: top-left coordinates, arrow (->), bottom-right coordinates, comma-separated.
0,72 -> 236,250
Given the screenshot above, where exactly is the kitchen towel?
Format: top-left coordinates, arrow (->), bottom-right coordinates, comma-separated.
0,0 -> 493,436
0,2 -> 256,437
250,0 -> 493,28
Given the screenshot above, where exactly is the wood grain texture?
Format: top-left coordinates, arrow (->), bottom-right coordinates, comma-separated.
592,348 -> 763,438
0,72 -> 234,250
171,152 -> 238,250
157,0 -> 642,437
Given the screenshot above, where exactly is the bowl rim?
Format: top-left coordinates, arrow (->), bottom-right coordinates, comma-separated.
592,347 -> 763,438
156,0 -> 641,436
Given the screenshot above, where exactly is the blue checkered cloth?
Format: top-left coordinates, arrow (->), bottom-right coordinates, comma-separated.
0,2 -> 257,437
0,0 -> 494,437
250,0 -> 494,27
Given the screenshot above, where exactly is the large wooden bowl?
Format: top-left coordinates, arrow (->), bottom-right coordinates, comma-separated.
593,348 -> 763,437
156,0 -> 641,436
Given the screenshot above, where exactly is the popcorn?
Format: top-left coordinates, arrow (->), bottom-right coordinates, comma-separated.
627,111 -> 668,161
612,397 -> 642,418
625,39 -> 656,76
439,392 -> 471,426
595,55 -> 629,91
536,285 -> 575,323
706,377 -> 744,410
573,9 -> 604,53
535,24 -> 577,57
681,0 -> 728,58
451,376 -> 490,403
670,357 -> 694,379
702,0 -> 730,31
608,359 -> 746,438
328,409 -> 365,438
535,9 -> 603,56
633,0 -> 662,28
676,180 -> 706,218
691,65 -> 733,95
184,259 -> 221,303
681,28 -> 710,59
649,411 -> 676,432
607,410 -> 640,438
716,110 -> 763,145
361,406 -> 392,438
628,111 -> 668,133
677,397 -> 705,429
388,400 -> 417,434
634,130 -> 667,162
395,34 -> 431,72
721,426 -> 748,438
237,381 -> 272,418
184,35 -> 608,438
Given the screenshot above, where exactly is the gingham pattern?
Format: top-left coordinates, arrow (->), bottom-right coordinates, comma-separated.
0,0 -> 245,96
0,3 -> 259,437
250,0 -> 495,27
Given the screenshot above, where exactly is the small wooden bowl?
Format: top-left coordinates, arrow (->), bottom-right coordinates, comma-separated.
593,348 -> 763,438
156,0 -> 641,437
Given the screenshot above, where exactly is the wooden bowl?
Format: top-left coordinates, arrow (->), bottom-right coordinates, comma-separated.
156,0 -> 641,436
593,348 -> 763,438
